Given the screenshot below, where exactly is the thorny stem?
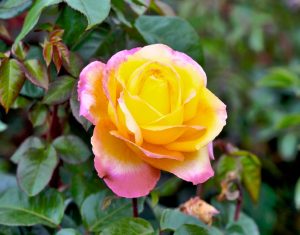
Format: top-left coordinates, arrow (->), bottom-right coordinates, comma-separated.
132,198 -> 138,217
234,182 -> 243,221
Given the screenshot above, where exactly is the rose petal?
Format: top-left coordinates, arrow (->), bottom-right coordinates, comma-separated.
123,91 -> 162,125
208,142 -> 214,160
110,130 -> 184,161
141,125 -> 204,145
78,61 -> 107,124
147,106 -> 184,126
112,131 -> 213,184
104,47 -> 142,107
127,61 -> 181,114
127,142 -> 214,185
92,121 -> 160,198
183,90 -> 199,122
165,88 -> 227,152
117,94 -> 143,145
133,44 -> 207,101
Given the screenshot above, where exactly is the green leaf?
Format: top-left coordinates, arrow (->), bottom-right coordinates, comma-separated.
239,152 -> 261,202
174,224 -> 209,235
11,96 -> 32,109
278,133 -> 298,162
11,136 -> 44,163
0,59 -> 26,112
155,177 -> 182,197
12,42 -> 29,61
64,0 -> 111,30
53,135 -> 91,164
23,59 -> 49,90
14,0 -> 62,46
0,0 -> 32,19
0,225 -> 21,235
17,145 -> 58,196
258,68 -> 300,89
73,30 -> 106,60
56,228 -> 81,235
276,114 -> 300,129
216,154 -> 238,180
100,217 -> 154,235
0,173 -> 17,193
0,187 -> 64,227
81,191 -> 135,232
0,120 -> 7,132
62,52 -> 84,78
126,0 -> 149,15
227,212 -> 260,235
212,201 -> 260,235
43,76 -> 76,105
135,15 -> 204,64
20,80 -> 45,98
70,85 -> 92,131
28,103 -> 48,127
70,174 -> 101,206
249,27 -> 264,52
295,177 -> 300,210
56,6 -> 87,46
160,209 -> 206,231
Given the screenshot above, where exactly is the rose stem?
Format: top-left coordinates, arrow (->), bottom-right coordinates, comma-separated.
132,198 -> 138,217
234,182 -> 243,221
196,184 -> 203,198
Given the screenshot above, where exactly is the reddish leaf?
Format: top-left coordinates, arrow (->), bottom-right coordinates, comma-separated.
43,41 -> 53,67
56,42 -> 70,66
52,46 -> 62,73
22,59 -> 49,90
0,59 -> 26,112
50,29 -> 64,43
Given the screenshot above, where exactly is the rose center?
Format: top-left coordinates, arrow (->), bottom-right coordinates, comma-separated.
127,62 -> 180,115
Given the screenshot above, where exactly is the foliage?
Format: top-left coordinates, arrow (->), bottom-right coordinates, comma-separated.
0,0 -> 299,234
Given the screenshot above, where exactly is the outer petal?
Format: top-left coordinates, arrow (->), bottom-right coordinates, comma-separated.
112,132 -> 213,185
165,88 -> 227,152
78,61 -> 107,125
92,121 -> 160,198
104,47 -> 142,106
140,145 -> 214,185
110,131 -> 184,161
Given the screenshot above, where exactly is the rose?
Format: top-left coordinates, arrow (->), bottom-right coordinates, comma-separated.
78,44 -> 227,198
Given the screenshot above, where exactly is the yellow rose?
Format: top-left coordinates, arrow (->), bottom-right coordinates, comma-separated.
78,44 -> 227,198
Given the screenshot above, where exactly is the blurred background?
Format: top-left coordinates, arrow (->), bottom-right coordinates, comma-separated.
172,0 -> 300,234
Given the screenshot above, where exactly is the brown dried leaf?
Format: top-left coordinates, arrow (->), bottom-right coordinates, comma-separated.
179,197 -> 219,225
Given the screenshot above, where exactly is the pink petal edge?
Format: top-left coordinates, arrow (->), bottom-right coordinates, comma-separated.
78,61 -> 106,125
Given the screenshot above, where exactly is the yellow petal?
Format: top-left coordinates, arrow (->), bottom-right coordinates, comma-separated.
183,91 -> 199,122
147,106 -> 184,126
165,88 -> 227,152
117,94 -> 143,145
111,130 -> 184,161
127,61 -> 181,114
132,44 -> 207,102
123,91 -> 162,125
141,125 -> 204,145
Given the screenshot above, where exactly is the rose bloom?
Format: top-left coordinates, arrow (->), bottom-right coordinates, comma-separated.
78,44 -> 227,198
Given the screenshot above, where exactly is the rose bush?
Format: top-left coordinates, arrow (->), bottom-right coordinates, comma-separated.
78,44 -> 227,198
